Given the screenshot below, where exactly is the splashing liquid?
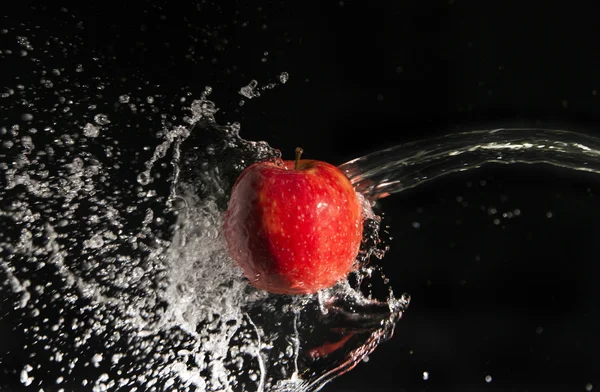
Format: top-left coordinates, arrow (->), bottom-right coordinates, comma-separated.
3,21 -> 600,392
0,65 -> 405,391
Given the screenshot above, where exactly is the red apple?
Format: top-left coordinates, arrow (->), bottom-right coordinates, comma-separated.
224,148 -> 363,295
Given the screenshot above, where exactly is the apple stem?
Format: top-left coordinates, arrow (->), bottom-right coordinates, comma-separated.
295,147 -> 303,171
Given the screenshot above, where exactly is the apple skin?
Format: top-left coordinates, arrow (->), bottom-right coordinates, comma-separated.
224,158 -> 363,295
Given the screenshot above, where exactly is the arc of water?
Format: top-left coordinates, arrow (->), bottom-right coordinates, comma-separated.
338,128 -> 600,200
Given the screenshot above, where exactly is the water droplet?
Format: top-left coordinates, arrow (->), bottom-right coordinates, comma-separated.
83,234 -> 104,249
239,80 -> 260,99
137,171 -> 151,185
21,113 -> 33,121
94,114 -> 111,125
279,72 -> 289,84
131,267 -> 145,282
83,123 -> 100,138
91,353 -> 103,368
119,95 -> 130,103
21,136 -> 34,150
20,365 -> 34,387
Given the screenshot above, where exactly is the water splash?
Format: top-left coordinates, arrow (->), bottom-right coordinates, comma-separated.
0,67 -> 405,391
150,100 -> 406,391
5,12 -> 600,391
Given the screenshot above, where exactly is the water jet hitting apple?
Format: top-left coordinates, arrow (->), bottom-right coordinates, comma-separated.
224,147 -> 364,294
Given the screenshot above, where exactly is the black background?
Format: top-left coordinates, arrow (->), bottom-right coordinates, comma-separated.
3,1 -> 600,391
